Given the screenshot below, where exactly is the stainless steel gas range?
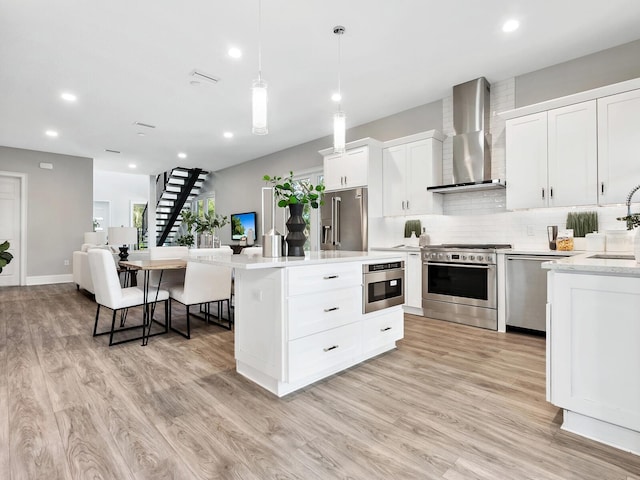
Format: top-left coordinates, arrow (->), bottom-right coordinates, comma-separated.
421,244 -> 511,330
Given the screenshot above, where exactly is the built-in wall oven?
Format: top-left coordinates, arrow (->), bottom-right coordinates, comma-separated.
363,261 -> 405,313
422,244 -> 510,330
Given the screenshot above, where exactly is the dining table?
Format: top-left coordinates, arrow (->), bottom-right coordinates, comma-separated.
118,258 -> 187,345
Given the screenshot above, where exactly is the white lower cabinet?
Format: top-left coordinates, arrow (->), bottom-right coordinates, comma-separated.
288,322 -> 361,383
361,309 -> 404,353
404,251 -> 422,313
547,270 -> 640,453
234,259 -> 404,397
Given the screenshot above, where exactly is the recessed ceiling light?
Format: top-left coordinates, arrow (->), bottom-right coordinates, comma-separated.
45,130 -> 58,137
228,47 -> 242,59
137,132 -> 146,137
223,132 -> 234,139
60,92 -> 77,102
178,152 -> 187,159
331,92 -> 342,102
502,19 -> 520,33
128,163 -> 137,169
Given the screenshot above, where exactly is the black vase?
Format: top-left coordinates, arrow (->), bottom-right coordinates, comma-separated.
285,203 -> 306,257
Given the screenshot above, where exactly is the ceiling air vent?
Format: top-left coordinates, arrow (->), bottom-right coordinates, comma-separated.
189,69 -> 220,85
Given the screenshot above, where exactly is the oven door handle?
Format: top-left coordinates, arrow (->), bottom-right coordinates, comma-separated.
426,262 -> 494,269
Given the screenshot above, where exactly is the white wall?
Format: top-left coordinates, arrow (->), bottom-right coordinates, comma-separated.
93,170 -> 149,228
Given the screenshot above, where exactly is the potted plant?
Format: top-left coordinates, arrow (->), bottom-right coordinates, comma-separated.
196,212 -> 229,248
263,171 -> 325,256
0,240 -> 13,274
176,209 -> 197,247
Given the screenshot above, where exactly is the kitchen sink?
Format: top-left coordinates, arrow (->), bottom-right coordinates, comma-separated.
587,253 -> 635,260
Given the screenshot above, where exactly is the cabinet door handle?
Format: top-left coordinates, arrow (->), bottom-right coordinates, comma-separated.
324,307 -> 339,312
601,182 -> 605,195
344,176 -> 347,185
401,200 -> 405,210
323,345 -> 339,352
380,326 -> 392,332
541,188 -> 545,199
406,200 -> 410,210
550,187 -> 553,199
323,275 -> 339,280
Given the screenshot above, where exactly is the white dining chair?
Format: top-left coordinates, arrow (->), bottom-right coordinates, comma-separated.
239,246 -> 262,256
88,249 -> 170,346
168,261 -> 233,338
148,245 -> 188,289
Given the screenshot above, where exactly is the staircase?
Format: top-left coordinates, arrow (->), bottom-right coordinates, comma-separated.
155,167 -> 208,246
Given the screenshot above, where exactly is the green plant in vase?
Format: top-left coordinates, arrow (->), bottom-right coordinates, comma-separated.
196,212 -> 228,248
263,171 -> 325,256
176,209 -> 197,247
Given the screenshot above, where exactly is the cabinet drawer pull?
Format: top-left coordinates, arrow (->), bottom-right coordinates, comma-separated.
550,187 -> 553,199
380,326 -> 392,332
324,307 -> 339,312
323,345 -> 339,352
541,188 -> 545,199
601,182 -> 605,195
323,275 -> 339,280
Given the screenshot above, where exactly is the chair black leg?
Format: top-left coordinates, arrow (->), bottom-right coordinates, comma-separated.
186,305 -> 191,339
93,304 -> 101,336
108,309 -> 118,346
165,299 -> 169,333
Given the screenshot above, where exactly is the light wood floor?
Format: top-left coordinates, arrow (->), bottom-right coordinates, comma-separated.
1,283 -> 640,480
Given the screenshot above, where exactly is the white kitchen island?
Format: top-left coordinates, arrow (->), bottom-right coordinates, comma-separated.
543,253 -> 640,455
195,250 -> 405,397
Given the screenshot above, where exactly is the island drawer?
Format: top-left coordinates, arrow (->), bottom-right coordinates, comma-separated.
361,309 -> 404,352
288,286 -> 362,340
287,262 -> 361,296
287,322 -> 361,382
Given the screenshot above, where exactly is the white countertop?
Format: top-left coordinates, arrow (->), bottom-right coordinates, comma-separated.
542,252 -> 640,276
192,250 -> 404,270
371,246 -> 422,253
497,248 -> 581,256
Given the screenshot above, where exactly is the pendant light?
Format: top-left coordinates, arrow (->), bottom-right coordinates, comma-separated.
333,25 -> 346,154
252,0 -> 268,135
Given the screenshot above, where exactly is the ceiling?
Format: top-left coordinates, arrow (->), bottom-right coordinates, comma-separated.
2,1 -> 640,176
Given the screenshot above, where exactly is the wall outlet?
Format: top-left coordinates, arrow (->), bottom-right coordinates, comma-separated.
63,259 -> 70,266
526,225 -> 535,236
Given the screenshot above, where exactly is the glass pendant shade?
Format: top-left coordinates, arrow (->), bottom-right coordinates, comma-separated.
333,110 -> 346,154
252,78 -> 268,135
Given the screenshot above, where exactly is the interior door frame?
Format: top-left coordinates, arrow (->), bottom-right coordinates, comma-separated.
0,171 -> 27,286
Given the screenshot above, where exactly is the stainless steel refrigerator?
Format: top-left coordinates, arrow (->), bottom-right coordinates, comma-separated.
320,187 -> 368,251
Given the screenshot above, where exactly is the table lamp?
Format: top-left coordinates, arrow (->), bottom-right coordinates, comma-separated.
108,226 -> 137,260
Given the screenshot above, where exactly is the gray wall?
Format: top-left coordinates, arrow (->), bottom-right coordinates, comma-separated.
211,100 -> 442,244
0,146 -> 92,277
515,38 -> 640,107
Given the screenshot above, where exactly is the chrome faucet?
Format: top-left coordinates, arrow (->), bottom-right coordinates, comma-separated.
626,184 -> 640,216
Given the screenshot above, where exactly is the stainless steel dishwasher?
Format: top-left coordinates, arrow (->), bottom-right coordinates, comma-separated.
505,254 -> 569,333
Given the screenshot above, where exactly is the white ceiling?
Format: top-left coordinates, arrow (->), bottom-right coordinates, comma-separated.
1,1 -> 640,176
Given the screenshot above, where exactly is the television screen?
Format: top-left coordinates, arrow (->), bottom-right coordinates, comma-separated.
231,212 -> 257,241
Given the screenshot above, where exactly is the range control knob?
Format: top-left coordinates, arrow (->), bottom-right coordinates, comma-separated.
437,253 -> 443,259
462,255 -> 467,260
469,255 -> 475,261
477,255 -> 484,262
446,254 -> 451,260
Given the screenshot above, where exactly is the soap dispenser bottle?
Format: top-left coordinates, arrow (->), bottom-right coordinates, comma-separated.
419,227 -> 429,247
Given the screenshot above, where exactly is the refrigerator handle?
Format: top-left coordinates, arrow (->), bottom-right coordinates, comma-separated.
334,196 -> 341,246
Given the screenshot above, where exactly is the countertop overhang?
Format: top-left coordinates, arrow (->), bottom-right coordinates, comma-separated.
542,252 -> 640,276
192,250 -> 405,270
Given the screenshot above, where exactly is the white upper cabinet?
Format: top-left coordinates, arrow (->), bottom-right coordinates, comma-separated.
382,132 -> 443,216
323,146 -> 369,191
547,101 -> 598,207
597,89 -> 640,205
506,101 -> 597,209
506,112 -> 548,210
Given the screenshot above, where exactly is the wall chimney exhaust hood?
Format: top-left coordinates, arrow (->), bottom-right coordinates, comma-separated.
428,77 -> 505,193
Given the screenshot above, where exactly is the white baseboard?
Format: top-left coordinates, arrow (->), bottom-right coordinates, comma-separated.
26,274 -> 74,286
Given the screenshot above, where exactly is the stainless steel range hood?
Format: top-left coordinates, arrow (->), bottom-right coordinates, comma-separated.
428,77 -> 505,193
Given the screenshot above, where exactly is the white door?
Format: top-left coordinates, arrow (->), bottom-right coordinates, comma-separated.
0,175 -> 21,286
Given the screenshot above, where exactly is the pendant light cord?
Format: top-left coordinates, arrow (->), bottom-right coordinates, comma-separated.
258,0 -> 262,81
